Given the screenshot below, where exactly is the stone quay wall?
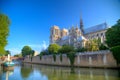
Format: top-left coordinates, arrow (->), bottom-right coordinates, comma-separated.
23,50 -> 117,68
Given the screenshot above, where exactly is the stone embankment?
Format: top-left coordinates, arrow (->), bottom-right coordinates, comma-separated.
23,50 -> 118,68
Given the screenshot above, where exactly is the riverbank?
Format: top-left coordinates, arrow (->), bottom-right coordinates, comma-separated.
23,50 -> 119,69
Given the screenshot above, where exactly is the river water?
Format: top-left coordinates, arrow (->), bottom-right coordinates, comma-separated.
0,63 -> 120,80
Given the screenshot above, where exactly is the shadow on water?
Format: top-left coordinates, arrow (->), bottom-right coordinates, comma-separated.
70,67 -> 75,74
118,69 -> 120,77
20,63 -> 33,79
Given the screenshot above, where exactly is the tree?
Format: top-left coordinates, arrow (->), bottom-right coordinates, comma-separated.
5,50 -> 11,56
48,44 -> 61,54
59,45 -> 74,54
110,46 -> 120,65
59,45 -> 76,67
30,50 -> 35,57
21,46 -> 32,57
86,39 -> 100,51
76,47 -> 87,52
106,19 -> 120,65
99,44 -> 108,50
67,52 -> 76,67
14,53 -> 22,57
106,19 -> 120,48
0,14 -> 10,54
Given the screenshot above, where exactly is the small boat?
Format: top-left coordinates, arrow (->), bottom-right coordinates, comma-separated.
3,61 -> 15,67
3,54 -> 15,67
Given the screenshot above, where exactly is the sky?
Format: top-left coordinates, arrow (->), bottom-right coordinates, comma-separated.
0,0 -> 120,55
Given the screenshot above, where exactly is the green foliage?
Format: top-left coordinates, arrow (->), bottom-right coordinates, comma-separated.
39,54 -> 42,60
110,46 -> 120,65
53,54 -> 56,62
39,50 -> 49,60
59,45 -> 74,54
30,50 -> 35,57
99,44 -> 108,50
106,19 -> 120,48
76,47 -> 87,52
0,14 -> 10,54
14,53 -> 22,57
86,38 -> 101,51
21,46 -> 32,57
5,50 -> 11,56
67,52 -> 76,67
48,44 -> 61,54
60,53 -> 62,62
40,50 -> 48,55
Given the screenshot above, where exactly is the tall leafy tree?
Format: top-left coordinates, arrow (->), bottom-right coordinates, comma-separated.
5,50 -> 11,56
59,45 -> 74,54
106,19 -> 120,48
0,14 -> 10,54
21,46 -> 32,57
48,44 -> 61,54
106,19 -> 120,65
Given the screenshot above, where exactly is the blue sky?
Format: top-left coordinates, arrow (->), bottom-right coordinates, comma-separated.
0,0 -> 120,55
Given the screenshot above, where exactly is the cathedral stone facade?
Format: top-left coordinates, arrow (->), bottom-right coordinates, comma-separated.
50,17 -> 108,48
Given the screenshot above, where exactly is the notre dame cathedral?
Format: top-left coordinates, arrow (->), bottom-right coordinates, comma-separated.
50,16 -> 108,48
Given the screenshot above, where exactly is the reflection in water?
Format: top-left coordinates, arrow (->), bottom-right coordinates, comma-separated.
20,64 -> 33,79
0,66 -> 14,80
70,67 -> 75,74
5,70 -> 14,80
0,63 -> 120,80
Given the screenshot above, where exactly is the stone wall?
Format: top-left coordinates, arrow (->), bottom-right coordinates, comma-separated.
23,50 -> 117,68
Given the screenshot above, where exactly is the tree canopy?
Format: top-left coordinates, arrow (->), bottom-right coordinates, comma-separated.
59,45 -> 74,54
106,19 -> 120,48
106,19 -> 120,65
0,14 -> 10,54
21,46 -> 32,57
48,44 -> 61,54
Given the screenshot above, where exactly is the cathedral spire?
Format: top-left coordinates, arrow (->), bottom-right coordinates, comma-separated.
80,13 -> 84,34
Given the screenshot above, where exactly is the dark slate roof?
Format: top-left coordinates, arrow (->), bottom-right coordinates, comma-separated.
84,22 -> 108,34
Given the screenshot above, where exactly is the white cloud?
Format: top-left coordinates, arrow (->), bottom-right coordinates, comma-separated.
42,41 -> 48,50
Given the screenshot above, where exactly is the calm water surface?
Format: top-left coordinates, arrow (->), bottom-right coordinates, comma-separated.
0,63 -> 120,80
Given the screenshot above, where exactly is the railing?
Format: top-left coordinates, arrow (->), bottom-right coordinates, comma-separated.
77,50 -> 110,55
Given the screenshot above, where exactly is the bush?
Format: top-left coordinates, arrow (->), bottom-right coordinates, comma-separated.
76,47 -> 87,52
99,44 -> 108,50
110,46 -> 120,65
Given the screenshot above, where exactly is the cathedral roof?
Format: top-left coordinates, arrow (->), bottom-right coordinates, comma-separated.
78,36 -> 87,41
84,22 -> 108,34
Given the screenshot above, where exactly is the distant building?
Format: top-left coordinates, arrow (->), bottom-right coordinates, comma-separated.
50,16 -> 109,48
33,51 -> 39,56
